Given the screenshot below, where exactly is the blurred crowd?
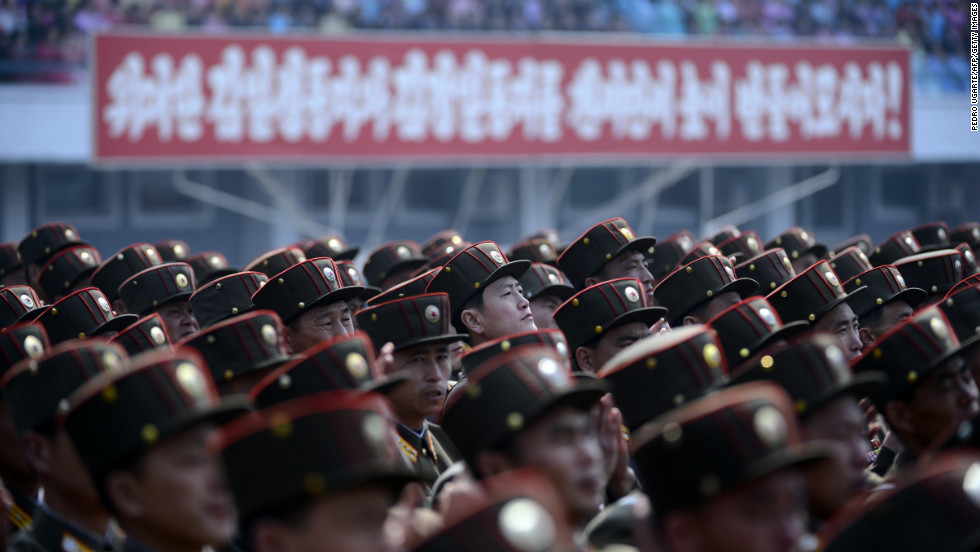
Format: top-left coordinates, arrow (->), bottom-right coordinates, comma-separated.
0,0 -> 971,92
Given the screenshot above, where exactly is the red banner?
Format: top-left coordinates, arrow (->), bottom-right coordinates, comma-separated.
93,32 -> 911,163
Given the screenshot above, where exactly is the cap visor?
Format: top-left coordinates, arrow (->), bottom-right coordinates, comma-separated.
615,237 -> 658,260
393,333 -> 467,352
485,260 -> 533,287
309,286 -> 366,311
607,307 -> 669,337
528,284 -> 576,302
334,247 -> 360,262
890,287 -> 928,310
92,314 -> 140,337
718,278 -> 761,300
750,320 -> 811,355
363,371 -> 409,395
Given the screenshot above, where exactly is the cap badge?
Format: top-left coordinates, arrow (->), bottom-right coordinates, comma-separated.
954,259 -> 963,277
146,248 -> 159,262
702,343 -> 722,370
19,294 -> 35,309
824,271 -> 839,287
396,245 -> 411,259
746,236 -> 760,252
490,250 -> 505,264
619,226 -> 635,241
150,325 -> 167,345
176,362 -> 210,402
967,251 -> 976,264
328,238 -> 342,251
708,246 -> 721,256
537,357 -> 566,388
753,405 -> 787,448
499,498 -> 556,552
346,352 -> 369,379
937,228 -> 947,241
347,267 -> 361,284
97,296 -> 111,313
724,266 -> 736,281
424,304 -> 441,324
757,307 -> 778,327
929,316 -> 950,342
323,267 -> 337,283
209,256 -> 223,268
80,250 -> 94,264
624,286 -> 640,303
175,273 -> 189,288
895,273 -> 907,288
547,272 -> 559,285
679,236 -> 693,250
903,235 -> 915,248
824,345 -> 846,373
538,243 -> 552,257
781,253 -> 793,271
64,229 -> 76,240
22,335 -> 44,358
800,230 -> 810,242
260,324 -> 278,346
555,340 -> 568,358
173,244 -> 186,257
102,351 -> 123,373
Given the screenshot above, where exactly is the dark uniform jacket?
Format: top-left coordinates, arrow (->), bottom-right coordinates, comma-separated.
5,487 -> 37,535
395,422 -> 457,490
8,504 -> 119,552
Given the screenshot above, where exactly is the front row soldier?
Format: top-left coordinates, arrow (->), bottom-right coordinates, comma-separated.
119,263 -> 201,342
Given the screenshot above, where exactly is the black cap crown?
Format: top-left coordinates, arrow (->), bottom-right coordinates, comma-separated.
355,293 -> 461,353
555,278 -> 666,351
179,310 -> 291,385
35,287 -> 137,344
766,261 -> 864,325
118,263 -> 197,315
842,265 -> 927,318
190,271 -> 269,328
251,258 -> 363,324
18,222 -> 85,268
243,247 -> 307,279
557,218 -> 656,289
654,255 -> 758,326
90,243 -> 163,303
37,245 -> 102,300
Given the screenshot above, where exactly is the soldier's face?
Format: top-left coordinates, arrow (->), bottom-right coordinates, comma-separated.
0,399 -> 33,483
108,423 -> 236,547
285,302 -> 354,354
529,295 -> 563,330
251,483 -> 398,552
859,301 -> 913,345
813,303 -> 862,362
801,396 -> 871,519
469,277 -> 536,341
577,322 -> 650,374
156,300 -> 200,342
593,250 -> 655,302
509,405 -> 605,526
388,344 -> 452,429
666,469 -> 808,552
888,355 -> 979,451
37,429 -> 104,512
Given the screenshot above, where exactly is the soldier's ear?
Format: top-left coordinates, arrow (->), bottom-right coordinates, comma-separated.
859,327 -> 875,345
883,400 -> 914,437
249,518 -> 293,552
584,276 -> 602,288
112,299 -> 128,315
681,315 -> 701,326
575,346 -> 596,374
105,470 -> 148,520
20,431 -> 52,476
459,308 -> 484,337
661,510 -> 702,552
472,450 -> 514,480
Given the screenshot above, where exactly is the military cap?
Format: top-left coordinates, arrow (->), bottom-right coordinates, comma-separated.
507,237 -> 560,265
706,296 -> 808,366
706,224 -> 741,246
412,469 -> 573,552
647,233 -> 695,280
0,242 -> 23,279
893,249 -> 964,296
186,251 -> 238,285
518,263 -> 575,302
630,381 -> 830,518
35,287 -> 137,344
828,246 -> 873,284
556,218 -> 656,289
36,244 -> 102,300
955,242 -> 979,276
299,233 -> 359,261
425,241 -> 531,321
413,240 -> 475,281
17,222 -> 85,269
1,340 -> 126,435
729,334 -> 885,418
460,328 -> 570,377
832,234 -> 874,257
821,453 -> 980,552
90,243 -> 163,303
118,262 -> 197,316
598,325 -> 728,431
109,313 -> 172,356
522,228 -> 563,251
355,293 -> 462,354
764,227 -> 828,262
0,323 -> 49,380
251,332 -> 403,409
59,348 -> 248,492
366,267 -> 440,306
179,310 -> 291,386
717,230 -> 764,262
153,239 -> 190,262
441,346 -> 607,466
422,229 -> 467,260
213,390 -> 415,522
363,241 -> 429,288
852,306 -> 963,411
869,230 -> 921,266
0,285 -> 43,327
555,278 -> 666,351
949,273 -> 980,296
677,240 -> 726,267
335,260 -> 381,301
950,222 -> 980,253
582,492 -> 656,552
766,261 -> 865,325
907,220 -> 950,252
735,248 -> 796,293
654,256 -> 758,326
190,271 -> 268,329
937,283 -> 980,350
251,258 -> 363,325
243,247 -> 307,279
842,265 -> 927,318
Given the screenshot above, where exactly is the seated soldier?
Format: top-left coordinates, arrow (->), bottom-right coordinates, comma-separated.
764,227 -> 827,274
518,263 -> 575,331
557,217 -> 657,302
425,241 -> 535,347
59,350 -> 247,552
251,258 -> 363,354
16,223 -> 87,303
852,306 -> 979,479
118,263 -> 201,341
841,266 -> 926,346
654,255 -> 758,327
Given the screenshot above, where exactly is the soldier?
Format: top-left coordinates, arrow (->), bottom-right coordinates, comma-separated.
34,245 -> 102,303
185,252 -> 238,286
90,243 -> 164,315
706,296 -> 808,367
0,243 -> 26,288
17,223 -> 87,302
518,263 -> 575,331
363,241 -> 429,291
557,218 -> 657,302
630,381 -> 831,552
213,391 -> 416,552
729,335 -> 887,526
243,247 -> 307,279
118,263 -> 200,341
59,349 -> 246,552
334,260 -> 381,323
0,286 -> 44,329
425,241 -> 534,347
297,233 -> 360,262
109,314 -> 173,357
938,282 -> 980,385
2,341 -> 127,552
355,294 -> 461,488
440,346 -> 609,529
766,261 -> 867,362
868,231 -> 921,267
852,307 -> 979,478
654,255 -> 758,327
827,246 -> 873,284
734,249 -> 796,295
251,258 -> 363,354
554,278 -> 666,374
892,249 -> 965,304
764,227 -> 827,273
153,240 -> 190,263
34,288 -> 137,345
841,266 -> 927,346
189,271 -> 269,330
646,233 -> 695,284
